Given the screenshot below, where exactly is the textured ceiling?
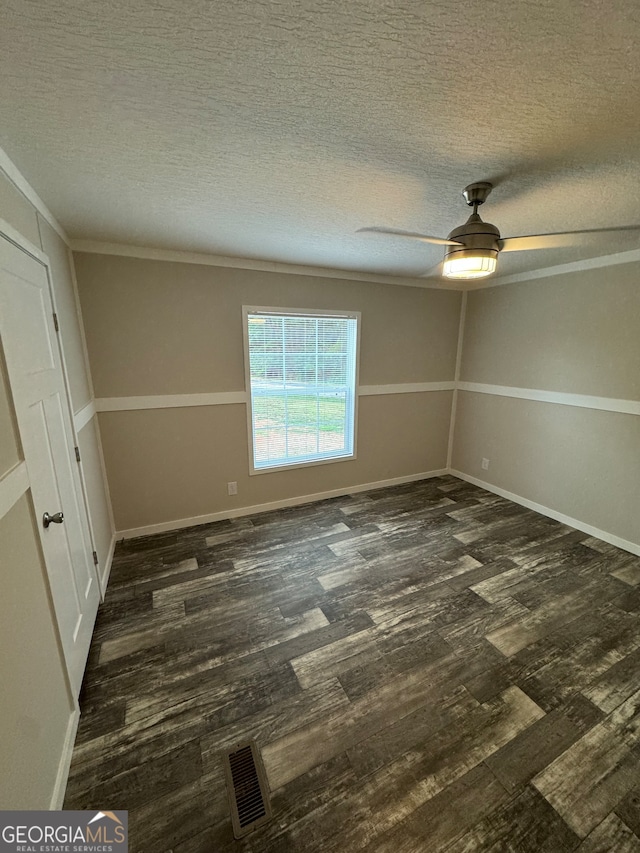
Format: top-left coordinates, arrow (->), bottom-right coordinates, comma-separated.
1,0 -> 640,282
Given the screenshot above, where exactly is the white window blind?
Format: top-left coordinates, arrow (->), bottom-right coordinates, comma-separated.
245,308 -> 359,471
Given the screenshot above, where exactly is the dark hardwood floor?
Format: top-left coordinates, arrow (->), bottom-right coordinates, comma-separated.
64,476 -> 640,852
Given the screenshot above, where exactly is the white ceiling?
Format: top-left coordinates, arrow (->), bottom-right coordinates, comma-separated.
2,0 -> 640,282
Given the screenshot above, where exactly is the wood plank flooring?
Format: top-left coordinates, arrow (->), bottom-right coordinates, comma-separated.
64,476 -> 640,852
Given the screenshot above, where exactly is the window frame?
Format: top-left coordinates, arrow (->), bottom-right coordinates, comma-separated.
242,305 -> 361,475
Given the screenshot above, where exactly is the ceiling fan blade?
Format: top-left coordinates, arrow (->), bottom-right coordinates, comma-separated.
357,227 -> 462,247
499,225 -> 640,253
420,260 -> 444,279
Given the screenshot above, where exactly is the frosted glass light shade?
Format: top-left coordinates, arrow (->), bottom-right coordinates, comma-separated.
443,254 -> 497,279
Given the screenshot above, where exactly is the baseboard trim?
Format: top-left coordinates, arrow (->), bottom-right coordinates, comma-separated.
117,469 -> 449,539
114,465 -> 640,554
450,469 -> 640,557
50,705 -> 80,810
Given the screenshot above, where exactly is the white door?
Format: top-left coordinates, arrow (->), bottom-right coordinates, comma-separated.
0,235 -> 99,696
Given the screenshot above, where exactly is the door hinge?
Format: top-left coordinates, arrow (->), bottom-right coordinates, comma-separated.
74,446 -> 81,463
92,550 -> 99,566
53,312 -> 59,332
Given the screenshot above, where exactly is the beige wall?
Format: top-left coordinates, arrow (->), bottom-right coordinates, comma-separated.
460,263 -> 640,399
75,254 -> 462,396
454,263 -> 640,549
0,495 -> 74,808
453,391 -> 640,546
75,252 -> 461,532
99,392 -> 452,531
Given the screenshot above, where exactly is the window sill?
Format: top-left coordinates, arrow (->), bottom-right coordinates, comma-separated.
249,452 -> 357,476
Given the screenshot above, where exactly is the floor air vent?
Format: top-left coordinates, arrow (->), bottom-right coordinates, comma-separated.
223,739 -> 272,838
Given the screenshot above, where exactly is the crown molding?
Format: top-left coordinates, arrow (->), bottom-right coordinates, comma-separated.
69,239 -> 459,290
2,139 -> 635,288
0,145 -> 69,245
486,247 -> 640,288
70,238 -> 640,291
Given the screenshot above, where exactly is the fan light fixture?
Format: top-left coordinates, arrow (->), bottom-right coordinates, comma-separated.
442,251 -> 497,279
442,183 -> 500,280
358,180 -> 640,282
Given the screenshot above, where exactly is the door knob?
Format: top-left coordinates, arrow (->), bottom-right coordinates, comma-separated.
43,511 -> 64,528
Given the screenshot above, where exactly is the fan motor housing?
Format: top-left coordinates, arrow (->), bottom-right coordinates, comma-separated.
444,213 -> 501,265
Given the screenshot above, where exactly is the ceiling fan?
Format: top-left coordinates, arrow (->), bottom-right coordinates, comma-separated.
358,182 -> 640,280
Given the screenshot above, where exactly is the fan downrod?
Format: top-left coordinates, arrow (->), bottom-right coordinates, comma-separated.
462,182 -> 493,209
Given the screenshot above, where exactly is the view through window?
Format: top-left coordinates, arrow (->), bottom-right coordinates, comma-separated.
244,308 -> 359,471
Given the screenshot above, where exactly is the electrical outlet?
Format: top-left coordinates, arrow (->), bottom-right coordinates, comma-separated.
227,481 -> 238,496
481,458 -> 490,471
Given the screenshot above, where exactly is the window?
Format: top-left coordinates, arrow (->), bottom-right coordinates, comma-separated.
243,307 -> 360,473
